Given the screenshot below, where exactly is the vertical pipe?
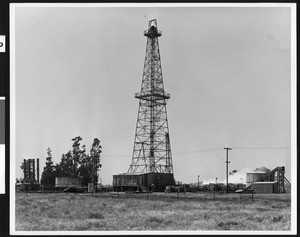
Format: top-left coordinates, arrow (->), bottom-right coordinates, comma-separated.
32,159 -> 35,183
37,158 -> 39,184
226,149 -> 228,193
28,159 -> 31,182
23,159 -> 26,182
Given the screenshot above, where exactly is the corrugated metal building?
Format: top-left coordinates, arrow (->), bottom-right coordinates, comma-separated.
55,177 -> 82,188
246,172 -> 266,187
251,181 -> 278,194
113,172 -> 175,192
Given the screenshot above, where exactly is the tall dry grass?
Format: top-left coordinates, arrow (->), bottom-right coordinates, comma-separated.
15,192 -> 291,231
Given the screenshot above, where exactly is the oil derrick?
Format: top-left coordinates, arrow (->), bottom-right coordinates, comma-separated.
128,19 -> 174,174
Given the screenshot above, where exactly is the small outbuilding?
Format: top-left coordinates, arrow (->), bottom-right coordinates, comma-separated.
113,172 -> 175,192
55,177 -> 82,189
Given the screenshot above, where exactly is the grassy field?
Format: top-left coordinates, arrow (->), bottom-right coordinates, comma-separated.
15,191 -> 291,231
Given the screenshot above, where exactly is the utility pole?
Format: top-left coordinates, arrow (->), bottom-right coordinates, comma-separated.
198,175 -> 200,187
224,147 -> 232,194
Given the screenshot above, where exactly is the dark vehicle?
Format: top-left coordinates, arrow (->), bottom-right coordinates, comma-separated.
165,185 -> 176,193
63,185 -> 84,193
165,185 -> 186,193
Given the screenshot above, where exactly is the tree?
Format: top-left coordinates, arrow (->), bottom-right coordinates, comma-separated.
57,151 -> 73,177
90,138 -> 102,189
77,153 -> 92,186
71,136 -> 83,177
40,147 -> 56,188
76,139 -> 102,187
42,137 -> 103,188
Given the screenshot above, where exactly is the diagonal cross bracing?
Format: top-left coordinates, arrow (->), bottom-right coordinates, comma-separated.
128,19 -> 174,174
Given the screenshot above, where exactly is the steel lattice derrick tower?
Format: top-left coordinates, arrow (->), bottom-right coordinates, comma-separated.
128,19 -> 173,174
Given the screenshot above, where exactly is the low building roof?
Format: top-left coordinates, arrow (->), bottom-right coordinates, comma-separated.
114,171 -> 155,176
253,181 -> 277,184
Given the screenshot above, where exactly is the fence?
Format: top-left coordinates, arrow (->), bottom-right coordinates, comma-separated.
18,189 -> 256,202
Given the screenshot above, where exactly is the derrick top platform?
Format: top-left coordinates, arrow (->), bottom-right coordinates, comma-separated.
144,19 -> 162,38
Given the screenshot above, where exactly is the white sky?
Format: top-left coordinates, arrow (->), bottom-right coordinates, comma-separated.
12,5 -> 294,185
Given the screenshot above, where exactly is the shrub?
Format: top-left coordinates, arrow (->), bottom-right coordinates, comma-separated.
89,212 -> 104,219
272,215 -> 283,222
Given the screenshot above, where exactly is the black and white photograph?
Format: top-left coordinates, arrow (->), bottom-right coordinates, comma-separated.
8,2 -> 296,235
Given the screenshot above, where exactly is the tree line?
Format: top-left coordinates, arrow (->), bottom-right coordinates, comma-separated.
39,136 -> 102,188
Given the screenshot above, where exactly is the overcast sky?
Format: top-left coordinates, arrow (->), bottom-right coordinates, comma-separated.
12,4 -> 294,185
